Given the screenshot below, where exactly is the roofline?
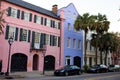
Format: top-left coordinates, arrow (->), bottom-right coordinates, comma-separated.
4,0 -> 61,20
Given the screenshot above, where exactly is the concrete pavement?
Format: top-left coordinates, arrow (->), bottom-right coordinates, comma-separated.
0,71 -> 54,79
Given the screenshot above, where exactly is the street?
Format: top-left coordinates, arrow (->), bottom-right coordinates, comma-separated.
7,72 -> 120,80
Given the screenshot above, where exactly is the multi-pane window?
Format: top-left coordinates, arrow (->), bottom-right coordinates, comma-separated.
73,13 -> 77,20
78,40 -> 81,49
11,8 -> 17,18
46,34 -> 50,45
19,29 -> 30,42
36,15 -> 41,24
34,32 -> 40,49
21,11 -> 32,22
67,37 -> 70,48
22,29 -> 28,41
68,11 -> 71,18
54,36 -> 58,46
24,12 -> 30,21
35,32 -> 40,43
9,26 -> 16,39
5,25 -> 18,41
73,39 -> 76,48
46,19 -> 51,27
8,7 -> 20,18
68,23 -> 70,30
55,22 -> 58,29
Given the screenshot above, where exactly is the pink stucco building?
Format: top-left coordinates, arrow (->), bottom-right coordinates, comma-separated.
0,0 -> 64,72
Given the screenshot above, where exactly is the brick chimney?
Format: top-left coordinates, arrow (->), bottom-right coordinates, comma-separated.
52,5 -> 58,14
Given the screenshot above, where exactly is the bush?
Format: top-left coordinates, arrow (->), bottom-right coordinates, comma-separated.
83,64 -> 88,73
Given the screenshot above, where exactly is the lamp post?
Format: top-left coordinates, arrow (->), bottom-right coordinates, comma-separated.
6,37 -> 14,76
41,45 -> 46,75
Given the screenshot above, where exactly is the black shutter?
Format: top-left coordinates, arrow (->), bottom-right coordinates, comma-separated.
44,18 -> 47,26
43,34 -> 46,45
8,7 -> 11,16
17,10 -> 20,18
50,20 -> 53,27
34,15 -> 37,23
19,28 -> 23,41
29,13 -> 32,21
31,31 -> 35,48
41,17 -> 43,25
28,30 -> 31,42
53,36 -> 55,46
5,26 -> 9,39
21,11 -> 24,20
53,21 -> 55,28
50,35 -> 54,46
58,22 -> 61,29
50,35 -> 52,46
58,37 -> 60,47
15,27 -> 18,41
40,33 -> 43,48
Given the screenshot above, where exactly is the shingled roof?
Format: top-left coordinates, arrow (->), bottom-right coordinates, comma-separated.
6,0 -> 60,19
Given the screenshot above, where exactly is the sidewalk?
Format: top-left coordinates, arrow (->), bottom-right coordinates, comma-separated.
0,71 -> 54,79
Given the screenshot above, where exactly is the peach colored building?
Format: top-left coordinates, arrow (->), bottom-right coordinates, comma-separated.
0,0 -> 64,72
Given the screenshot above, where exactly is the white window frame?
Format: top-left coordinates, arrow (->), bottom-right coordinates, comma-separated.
24,12 -> 30,21
67,37 -> 70,48
65,56 -> 70,65
11,8 -> 17,18
73,13 -> 77,20
36,15 -> 41,24
73,39 -> 76,49
46,34 -> 50,45
55,21 -> 58,29
22,29 -> 29,42
34,32 -> 41,49
54,36 -> 57,46
68,11 -> 71,19
46,19 -> 50,27
78,40 -> 81,49
68,23 -> 70,31
9,26 -> 16,40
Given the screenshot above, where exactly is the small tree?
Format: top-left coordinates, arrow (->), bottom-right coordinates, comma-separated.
0,9 -> 7,34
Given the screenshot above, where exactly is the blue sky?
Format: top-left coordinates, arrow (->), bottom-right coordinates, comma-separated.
23,0 -> 120,32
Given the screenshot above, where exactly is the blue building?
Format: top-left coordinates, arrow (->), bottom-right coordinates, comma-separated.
58,3 -> 84,68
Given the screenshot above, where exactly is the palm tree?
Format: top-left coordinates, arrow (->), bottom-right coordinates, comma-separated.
74,13 -> 95,65
101,33 -> 119,65
0,9 -> 7,34
110,33 -> 120,64
91,13 -> 110,65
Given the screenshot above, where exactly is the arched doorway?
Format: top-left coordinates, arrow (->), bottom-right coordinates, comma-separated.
33,54 -> 39,70
11,53 -> 27,72
74,56 -> 81,68
44,55 -> 55,70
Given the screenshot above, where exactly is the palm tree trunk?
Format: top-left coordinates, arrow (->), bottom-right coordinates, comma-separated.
95,36 -> 98,65
84,32 -> 87,65
95,47 -> 98,65
100,51 -> 103,64
104,50 -> 108,65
